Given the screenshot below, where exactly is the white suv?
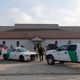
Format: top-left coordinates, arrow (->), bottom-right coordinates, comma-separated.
46,43 -> 80,65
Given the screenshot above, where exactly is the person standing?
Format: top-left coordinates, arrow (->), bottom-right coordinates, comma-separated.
38,45 -> 45,61
54,41 -> 58,49
34,46 -> 38,59
68,40 -> 72,44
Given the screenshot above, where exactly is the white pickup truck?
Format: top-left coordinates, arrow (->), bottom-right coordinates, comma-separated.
46,43 -> 80,65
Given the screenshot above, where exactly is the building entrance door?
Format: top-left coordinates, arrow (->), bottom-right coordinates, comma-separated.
31,36 -> 43,51
33,42 -> 42,51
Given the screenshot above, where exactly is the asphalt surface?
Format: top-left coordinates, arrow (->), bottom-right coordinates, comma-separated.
0,59 -> 80,79
0,60 -> 80,75
0,75 -> 80,80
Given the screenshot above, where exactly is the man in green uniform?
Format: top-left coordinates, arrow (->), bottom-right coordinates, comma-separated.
38,45 -> 45,61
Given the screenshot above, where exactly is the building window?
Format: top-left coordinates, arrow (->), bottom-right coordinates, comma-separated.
17,41 -> 19,47
3,41 -> 5,46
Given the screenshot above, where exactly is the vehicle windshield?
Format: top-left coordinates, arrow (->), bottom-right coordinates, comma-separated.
16,48 -> 28,52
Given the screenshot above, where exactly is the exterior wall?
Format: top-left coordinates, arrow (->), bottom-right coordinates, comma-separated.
0,39 -> 34,51
0,39 -> 80,51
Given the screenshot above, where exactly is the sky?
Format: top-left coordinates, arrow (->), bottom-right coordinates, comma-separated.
0,0 -> 80,26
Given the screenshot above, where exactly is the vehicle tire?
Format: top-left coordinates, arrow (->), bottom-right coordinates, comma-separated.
3,54 -> 7,60
47,55 -> 55,65
59,61 -> 64,64
19,55 -> 25,62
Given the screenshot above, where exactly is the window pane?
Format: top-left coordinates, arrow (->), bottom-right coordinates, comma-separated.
58,45 -> 67,51
68,45 -> 77,51
17,41 -> 19,47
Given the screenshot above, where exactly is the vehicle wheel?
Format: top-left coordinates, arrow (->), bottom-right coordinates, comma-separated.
19,55 -> 25,62
3,54 -> 7,60
47,56 -> 55,65
59,61 -> 64,64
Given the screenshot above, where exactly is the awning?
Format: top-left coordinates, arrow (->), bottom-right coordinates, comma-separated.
31,36 -> 43,42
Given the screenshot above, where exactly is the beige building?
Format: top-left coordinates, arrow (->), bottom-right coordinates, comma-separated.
0,24 -> 80,50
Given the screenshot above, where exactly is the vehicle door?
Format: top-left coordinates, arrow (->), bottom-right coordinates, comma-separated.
56,45 -> 70,61
67,45 -> 77,62
13,49 -> 21,60
9,49 -> 17,59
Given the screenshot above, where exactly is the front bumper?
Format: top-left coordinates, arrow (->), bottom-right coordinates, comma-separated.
24,54 -> 36,61
30,55 -> 36,61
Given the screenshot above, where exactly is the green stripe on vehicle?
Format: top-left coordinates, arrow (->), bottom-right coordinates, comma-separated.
6,49 -> 10,59
68,51 -> 78,62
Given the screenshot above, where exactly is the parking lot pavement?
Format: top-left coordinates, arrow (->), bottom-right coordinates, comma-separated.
0,59 -> 80,75
1,60 -> 80,80
0,75 -> 80,80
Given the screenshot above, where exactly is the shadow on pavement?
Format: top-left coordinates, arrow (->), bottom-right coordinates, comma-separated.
0,60 -> 27,64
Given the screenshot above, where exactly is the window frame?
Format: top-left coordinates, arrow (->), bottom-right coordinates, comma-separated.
67,45 -> 77,51
57,45 -> 68,51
